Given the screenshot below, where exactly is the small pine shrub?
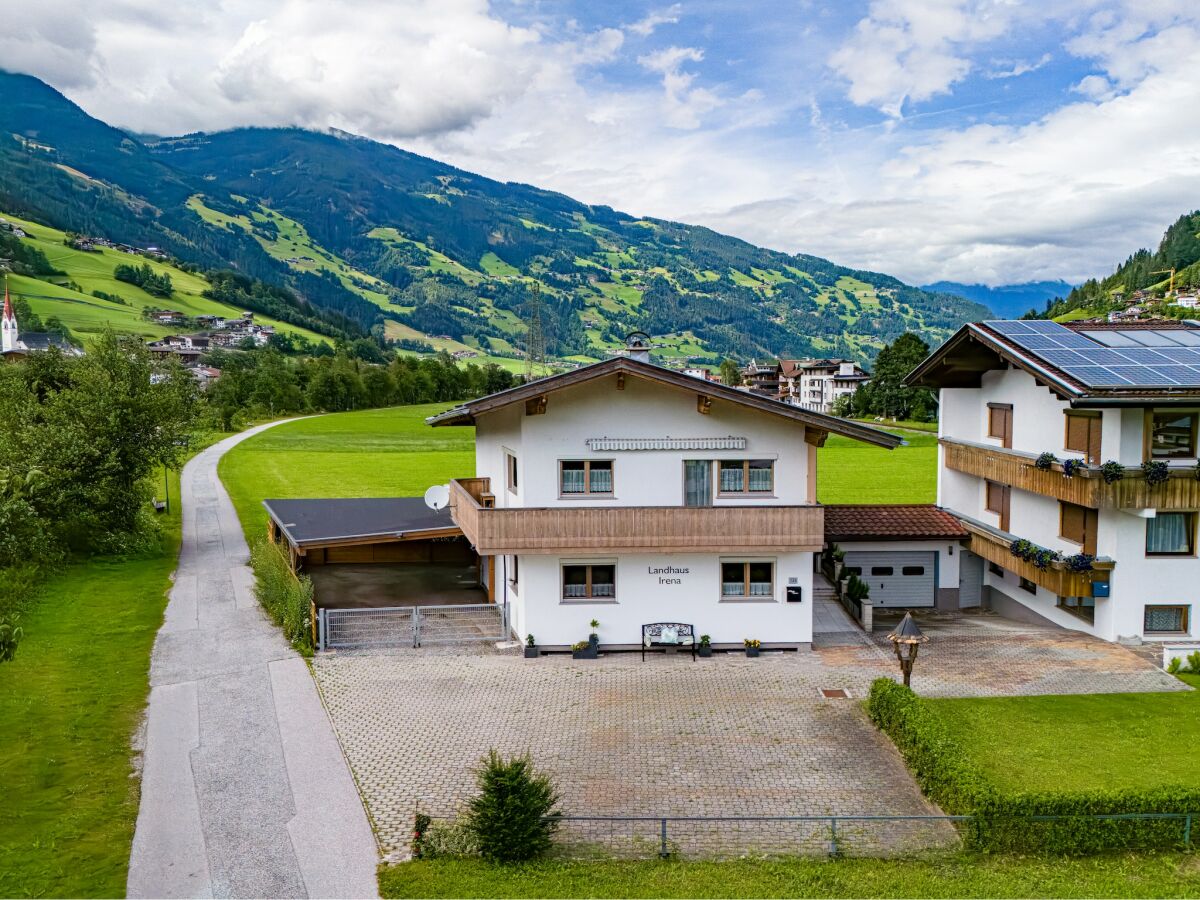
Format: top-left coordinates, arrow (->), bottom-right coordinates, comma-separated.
1166,657 -> 1182,675
846,573 -> 870,603
467,751 -> 560,862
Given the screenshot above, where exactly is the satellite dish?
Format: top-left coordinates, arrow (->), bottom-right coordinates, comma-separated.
424,484 -> 451,511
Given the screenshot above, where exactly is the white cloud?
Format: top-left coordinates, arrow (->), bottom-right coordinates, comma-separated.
984,52 -> 1053,79
637,45 -> 723,128
626,4 -> 683,37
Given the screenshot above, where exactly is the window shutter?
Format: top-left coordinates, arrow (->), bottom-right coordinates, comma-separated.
1061,502 -> 1086,545
1065,414 -> 1089,453
1087,418 -> 1102,464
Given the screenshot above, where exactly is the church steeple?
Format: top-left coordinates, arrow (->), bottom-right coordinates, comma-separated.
2,277 -> 18,353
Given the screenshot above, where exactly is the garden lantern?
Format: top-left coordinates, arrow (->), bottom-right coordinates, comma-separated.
887,612 -> 928,688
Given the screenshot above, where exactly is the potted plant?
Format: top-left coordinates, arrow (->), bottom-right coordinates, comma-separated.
588,619 -> 600,649
1142,460 -> 1170,487
698,634 -> 713,658
743,638 -> 761,658
524,634 -> 539,659
571,640 -> 596,660
1035,452 -> 1058,471
1062,458 -> 1083,478
1100,460 -> 1125,484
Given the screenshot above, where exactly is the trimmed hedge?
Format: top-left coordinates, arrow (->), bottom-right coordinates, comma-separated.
867,678 -> 1199,854
249,538 -> 315,653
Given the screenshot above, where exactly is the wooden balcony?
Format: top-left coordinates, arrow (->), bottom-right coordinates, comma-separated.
942,438 -> 1200,510
957,515 -> 1114,598
449,478 -> 824,555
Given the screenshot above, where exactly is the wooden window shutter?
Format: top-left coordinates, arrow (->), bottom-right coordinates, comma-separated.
1087,418 -> 1102,464
1065,414 -> 1089,454
1060,502 -> 1087,545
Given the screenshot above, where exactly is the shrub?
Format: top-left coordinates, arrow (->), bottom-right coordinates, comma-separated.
0,615 -> 23,663
249,538 -> 315,653
846,573 -> 870,603
467,751 -> 560,863
1166,657 -> 1182,675
867,678 -> 1200,854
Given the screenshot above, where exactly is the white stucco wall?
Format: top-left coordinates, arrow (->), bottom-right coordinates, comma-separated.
501,551 -> 813,647
473,373 -> 814,509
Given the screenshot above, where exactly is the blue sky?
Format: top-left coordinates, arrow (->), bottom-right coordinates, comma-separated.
4,0 -> 1200,286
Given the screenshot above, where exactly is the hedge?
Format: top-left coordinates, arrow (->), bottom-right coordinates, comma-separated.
866,678 -> 1199,854
249,538 -> 315,654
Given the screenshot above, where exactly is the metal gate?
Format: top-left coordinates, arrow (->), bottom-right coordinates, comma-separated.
320,604 -> 507,650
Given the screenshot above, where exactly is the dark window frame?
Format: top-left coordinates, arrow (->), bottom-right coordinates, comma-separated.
1144,604 -> 1189,634
560,562 -> 617,601
1145,512 -> 1197,557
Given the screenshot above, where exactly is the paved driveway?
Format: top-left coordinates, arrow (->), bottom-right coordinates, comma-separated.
313,650 -> 946,859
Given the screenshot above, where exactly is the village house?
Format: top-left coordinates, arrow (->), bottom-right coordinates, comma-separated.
909,318 -> 1200,646
1,285 -> 81,358
778,358 -> 871,414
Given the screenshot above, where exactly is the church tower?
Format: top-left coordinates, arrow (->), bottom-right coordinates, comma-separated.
1,279 -> 18,353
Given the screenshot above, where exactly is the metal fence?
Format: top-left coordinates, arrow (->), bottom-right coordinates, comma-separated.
320,603 -> 507,650
532,813 -> 1197,860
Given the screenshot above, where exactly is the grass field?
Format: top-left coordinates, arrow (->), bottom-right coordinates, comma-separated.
0,468 -> 190,897
818,429 -> 937,504
926,687 -> 1200,795
379,854 -> 1200,899
218,405 -> 472,539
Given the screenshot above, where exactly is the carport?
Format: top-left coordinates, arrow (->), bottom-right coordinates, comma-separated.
263,497 -> 490,610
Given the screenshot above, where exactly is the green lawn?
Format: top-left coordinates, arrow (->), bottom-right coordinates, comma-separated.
379,854 -> 1200,899
818,429 -> 937,504
926,688 -> 1200,794
0,470 -> 187,897
218,404 -> 473,539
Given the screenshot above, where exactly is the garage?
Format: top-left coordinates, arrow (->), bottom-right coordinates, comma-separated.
824,504 -> 968,610
842,550 -> 936,608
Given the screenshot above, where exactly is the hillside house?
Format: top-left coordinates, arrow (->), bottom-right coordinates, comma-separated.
1,285 -> 81,358
910,318 -> 1200,644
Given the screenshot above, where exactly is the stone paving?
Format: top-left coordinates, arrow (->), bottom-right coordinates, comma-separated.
312,604 -> 1187,860
313,650 -> 945,859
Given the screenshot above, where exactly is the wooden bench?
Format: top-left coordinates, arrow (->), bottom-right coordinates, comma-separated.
642,622 -> 696,661
151,498 -> 167,513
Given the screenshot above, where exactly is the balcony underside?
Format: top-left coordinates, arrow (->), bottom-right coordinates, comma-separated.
942,438 -> 1200,510
450,478 -> 824,555
957,515 -> 1114,598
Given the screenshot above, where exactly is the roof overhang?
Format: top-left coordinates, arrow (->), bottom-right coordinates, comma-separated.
263,498 -> 463,552
428,356 -> 900,449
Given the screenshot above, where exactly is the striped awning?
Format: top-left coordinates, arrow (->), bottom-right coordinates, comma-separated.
584,436 -> 748,451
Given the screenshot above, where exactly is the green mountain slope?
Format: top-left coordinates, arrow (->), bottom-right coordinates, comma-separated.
1039,211 -> 1200,320
0,69 -> 989,364
0,211 -> 330,345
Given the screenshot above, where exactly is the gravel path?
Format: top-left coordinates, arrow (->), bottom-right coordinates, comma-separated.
127,422 -> 378,899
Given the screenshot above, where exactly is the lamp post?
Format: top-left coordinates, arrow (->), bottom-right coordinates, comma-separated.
887,611 -> 928,688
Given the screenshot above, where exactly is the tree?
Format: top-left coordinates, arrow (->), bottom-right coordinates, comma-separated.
854,332 -> 935,421
719,358 -> 742,386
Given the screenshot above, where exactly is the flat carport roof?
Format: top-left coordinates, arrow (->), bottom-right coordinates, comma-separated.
263,497 -> 462,551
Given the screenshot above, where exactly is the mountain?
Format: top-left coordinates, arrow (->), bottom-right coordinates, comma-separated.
922,280 -> 1072,319
0,70 -> 990,365
1036,211 -> 1200,321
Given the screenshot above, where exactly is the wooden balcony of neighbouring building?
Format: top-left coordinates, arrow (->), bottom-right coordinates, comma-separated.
941,437 -> 1200,510
449,477 -> 825,555
956,513 -> 1115,598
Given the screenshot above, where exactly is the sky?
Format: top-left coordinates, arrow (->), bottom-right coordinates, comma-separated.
3,0 -> 1200,287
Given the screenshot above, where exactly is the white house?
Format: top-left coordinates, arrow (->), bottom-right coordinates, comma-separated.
779,359 -> 871,414
909,318 -> 1200,645
427,336 -> 899,650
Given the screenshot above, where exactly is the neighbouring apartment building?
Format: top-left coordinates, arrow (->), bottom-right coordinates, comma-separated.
742,357 -> 870,414
909,318 -> 1200,644
428,334 -> 898,649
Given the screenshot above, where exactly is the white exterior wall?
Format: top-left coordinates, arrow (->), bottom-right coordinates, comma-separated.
939,365 -> 1199,643
472,372 -> 818,646
503,552 -> 812,647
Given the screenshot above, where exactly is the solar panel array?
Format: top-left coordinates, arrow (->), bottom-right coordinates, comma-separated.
985,320 -> 1200,389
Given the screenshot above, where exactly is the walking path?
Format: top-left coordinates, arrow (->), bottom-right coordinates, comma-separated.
128,422 -> 378,899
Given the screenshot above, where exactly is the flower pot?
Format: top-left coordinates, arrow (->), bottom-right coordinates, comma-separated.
745,647 -> 760,658
524,646 -> 539,659
698,645 -> 713,658
588,634 -> 599,648
572,646 -> 598,660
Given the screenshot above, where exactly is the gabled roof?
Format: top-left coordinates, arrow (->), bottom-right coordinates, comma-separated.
906,319 -> 1200,404
824,505 -> 967,542
427,356 -> 901,448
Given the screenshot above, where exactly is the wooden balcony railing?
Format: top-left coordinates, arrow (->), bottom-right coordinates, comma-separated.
942,438 -> 1200,510
957,515 -> 1114,598
449,478 -> 824,555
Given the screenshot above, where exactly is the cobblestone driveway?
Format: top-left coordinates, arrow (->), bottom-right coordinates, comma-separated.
313,651 -> 940,858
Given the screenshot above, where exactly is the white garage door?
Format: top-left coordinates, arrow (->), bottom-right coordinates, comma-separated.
843,551 -> 936,608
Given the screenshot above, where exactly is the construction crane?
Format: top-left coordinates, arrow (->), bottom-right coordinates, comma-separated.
523,281 -> 546,381
1152,267 -> 1177,295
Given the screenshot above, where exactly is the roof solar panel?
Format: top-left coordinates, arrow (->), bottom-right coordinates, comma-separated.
1105,366 -> 1183,386
1014,335 -> 1066,349
1068,366 -> 1133,386
1022,320 -> 1073,333
1088,331 -> 1142,347
1146,331 -> 1186,346
1166,330 -> 1200,346
1039,349 -> 1091,367
1115,349 -> 1175,364
1153,347 -> 1200,363
1052,333 -> 1101,349
1073,349 -> 1140,366
986,321 -> 1037,335
1156,366 -> 1200,385
1118,330 -> 1179,347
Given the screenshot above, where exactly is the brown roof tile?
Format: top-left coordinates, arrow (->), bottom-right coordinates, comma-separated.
824,505 -> 967,542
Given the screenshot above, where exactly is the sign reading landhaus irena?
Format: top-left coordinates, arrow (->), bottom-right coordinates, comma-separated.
648,565 -> 690,586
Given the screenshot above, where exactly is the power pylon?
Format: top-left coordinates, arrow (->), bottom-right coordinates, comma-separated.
524,282 -> 546,381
